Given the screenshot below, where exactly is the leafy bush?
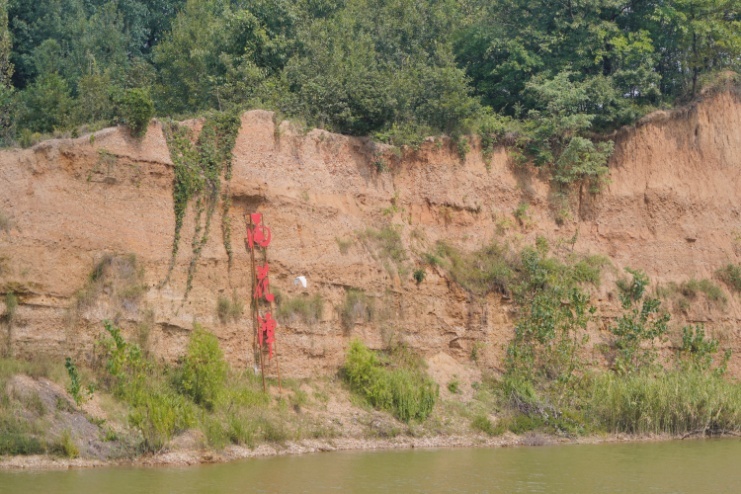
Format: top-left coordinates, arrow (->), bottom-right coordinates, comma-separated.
609,293 -> 670,374
455,135 -> 470,161
97,320 -> 148,399
17,72 -> 73,133
176,325 -> 228,410
677,325 -> 729,373
342,340 -> 437,423
115,88 -> 154,137
513,202 -> 530,226
64,357 -> 88,406
95,321 -> 196,452
507,287 -> 594,389
616,267 -> 650,306
475,110 -> 512,162
552,136 -> 613,190
129,391 -> 195,452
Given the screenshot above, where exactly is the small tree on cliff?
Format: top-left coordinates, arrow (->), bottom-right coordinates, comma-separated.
176,324 -> 228,410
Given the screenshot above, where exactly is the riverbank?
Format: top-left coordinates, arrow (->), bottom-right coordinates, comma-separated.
3,332 -> 741,472
1,429 -> 696,470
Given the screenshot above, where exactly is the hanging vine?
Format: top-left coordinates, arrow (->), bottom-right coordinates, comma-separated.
162,111 -> 241,297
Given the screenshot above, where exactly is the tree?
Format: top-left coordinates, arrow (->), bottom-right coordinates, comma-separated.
284,0 -> 476,136
17,72 -> 73,133
0,0 -> 15,143
0,0 -> 12,88
153,0 -> 270,114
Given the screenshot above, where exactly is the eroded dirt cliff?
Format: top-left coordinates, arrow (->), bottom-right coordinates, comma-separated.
2,92 -> 741,378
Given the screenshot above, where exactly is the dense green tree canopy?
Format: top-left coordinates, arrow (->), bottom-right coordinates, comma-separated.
1,0 -> 738,154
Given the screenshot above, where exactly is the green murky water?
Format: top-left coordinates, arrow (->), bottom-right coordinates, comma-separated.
2,439 -> 740,493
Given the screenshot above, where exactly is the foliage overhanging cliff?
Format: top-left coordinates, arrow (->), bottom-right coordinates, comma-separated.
1,0 -> 740,175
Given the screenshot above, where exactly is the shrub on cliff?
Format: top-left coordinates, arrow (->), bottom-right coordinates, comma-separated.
342,340 -> 438,423
115,88 -> 154,137
176,325 -> 228,410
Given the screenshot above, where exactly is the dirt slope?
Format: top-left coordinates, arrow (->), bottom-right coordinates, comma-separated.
1,92 -> 740,378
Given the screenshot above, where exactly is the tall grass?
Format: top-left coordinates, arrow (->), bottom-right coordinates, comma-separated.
588,370 -> 741,435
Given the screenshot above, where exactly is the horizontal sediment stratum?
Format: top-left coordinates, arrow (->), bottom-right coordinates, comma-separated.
2,92 -> 741,467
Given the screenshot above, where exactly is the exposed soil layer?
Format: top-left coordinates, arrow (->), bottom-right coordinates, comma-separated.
1,92 -> 741,379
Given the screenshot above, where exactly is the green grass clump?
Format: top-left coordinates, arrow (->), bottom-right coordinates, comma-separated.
436,241 -> 515,296
0,357 -> 51,385
0,210 -> 10,233
198,372 -> 274,449
679,278 -> 726,304
216,290 -> 244,324
360,225 -> 407,269
276,293 -> 324,325
51,429 -> 79,458
342,340 -> 438,423
716,264 -> 741,293
73,254 -> 145,315
471,414 -> 503,436
3,291 -> 17,325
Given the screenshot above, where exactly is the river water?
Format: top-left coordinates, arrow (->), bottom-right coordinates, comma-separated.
2,439 -> 740,493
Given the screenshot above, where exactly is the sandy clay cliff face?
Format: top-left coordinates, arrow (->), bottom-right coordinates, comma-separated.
1,92 -> 741,378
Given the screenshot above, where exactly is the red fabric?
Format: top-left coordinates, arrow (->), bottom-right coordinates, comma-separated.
258,312 -> 277,358
246,213 -> 272,249
254,263 -> 275,303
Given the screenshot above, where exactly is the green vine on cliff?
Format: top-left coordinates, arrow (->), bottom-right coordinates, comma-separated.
162,111 -> 241,297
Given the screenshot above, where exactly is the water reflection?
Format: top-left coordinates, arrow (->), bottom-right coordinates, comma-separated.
2,439 -> 740,493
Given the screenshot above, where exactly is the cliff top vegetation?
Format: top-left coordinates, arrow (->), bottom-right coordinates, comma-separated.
0,1 -> 738,159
